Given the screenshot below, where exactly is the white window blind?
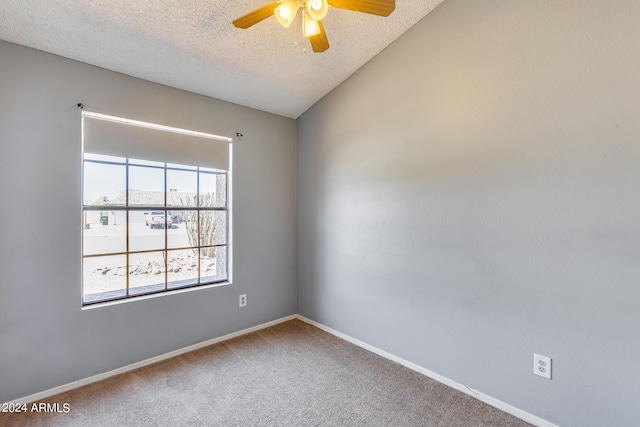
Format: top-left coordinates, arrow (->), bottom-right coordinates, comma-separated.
82,112 -> 231,170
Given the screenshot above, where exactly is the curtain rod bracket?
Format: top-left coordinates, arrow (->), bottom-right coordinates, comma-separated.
77,103 -> 84,109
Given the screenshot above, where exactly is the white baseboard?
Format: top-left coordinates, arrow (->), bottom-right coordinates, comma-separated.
295,314 -> 558,427
5,315 -> 297,406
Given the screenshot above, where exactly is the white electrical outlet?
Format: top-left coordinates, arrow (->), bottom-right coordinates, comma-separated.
534,354 -> 552,380
239,294 -> 247,308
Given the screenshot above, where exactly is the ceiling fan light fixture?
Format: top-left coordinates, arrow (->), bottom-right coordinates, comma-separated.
274,0 -> 299,28
306,0 -> 328,21
302,10 -> 321,37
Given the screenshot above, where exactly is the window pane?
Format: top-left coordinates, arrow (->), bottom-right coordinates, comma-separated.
167,163 -> 197,170
129,210 -> 166,252
199,172 -> 226,208
168,210 -> 196,249
83,210 -> 126,255
130,158 -> 164,167
199,167 -> 220,173
83,254 -> 127,303
200,246 -> 227,283
84,153 -> 126,163
167,169 -> 197,207
129,252 -> 166,295
129,165 -> 164,206
200,211 -> 226,246
83,161 -> 126,205
167,249 -> 199,289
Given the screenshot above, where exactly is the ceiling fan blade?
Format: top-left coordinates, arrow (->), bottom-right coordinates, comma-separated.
310,21 -> 330,53
232,1 -> 279,29
327,0 -> 395,17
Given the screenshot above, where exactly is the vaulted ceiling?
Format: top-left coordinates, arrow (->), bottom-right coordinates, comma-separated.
0,0 -> 444,118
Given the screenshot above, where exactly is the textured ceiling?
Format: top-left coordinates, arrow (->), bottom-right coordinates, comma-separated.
0,0 -> 444,118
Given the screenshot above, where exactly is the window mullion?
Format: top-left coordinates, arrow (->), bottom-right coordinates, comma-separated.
164,164 -> 168,291
197,168 -> 201,285
125,159 -> 130,297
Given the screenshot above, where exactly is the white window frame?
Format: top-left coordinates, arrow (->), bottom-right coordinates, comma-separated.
81,111 -> 233,306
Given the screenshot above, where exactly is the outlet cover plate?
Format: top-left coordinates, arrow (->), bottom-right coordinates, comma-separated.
239,294 -> 247,308
534,354 -> 552,380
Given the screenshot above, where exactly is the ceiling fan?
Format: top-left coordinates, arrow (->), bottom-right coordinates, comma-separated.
232,0 -> 395,53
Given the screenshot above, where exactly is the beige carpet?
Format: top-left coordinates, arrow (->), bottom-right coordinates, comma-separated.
0,320 -> 531,426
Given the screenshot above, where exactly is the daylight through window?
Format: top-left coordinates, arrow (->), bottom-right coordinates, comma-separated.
81,112 -> 232,305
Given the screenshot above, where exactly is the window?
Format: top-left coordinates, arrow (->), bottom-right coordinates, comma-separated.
81,112 -> 232,305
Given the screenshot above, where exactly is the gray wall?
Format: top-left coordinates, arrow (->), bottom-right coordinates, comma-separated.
0,41 -> 297,403
297,0 -> 640,426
